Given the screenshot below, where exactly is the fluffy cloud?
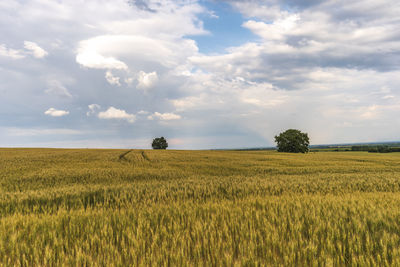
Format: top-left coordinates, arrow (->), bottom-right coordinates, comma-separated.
148,112 -> 181,121
76,49 -> 128,70
137,71 -> 158,90
105,71 -> 121,86
0,42 -> 48,60
86,104 -> 101,116
0,44 -> 24,59
76,35 -> 198,73
23,41 -> 48,58
98,107 -> 136,123
243,14 -> 300,41
170,96 -> 203,111
72,0 -> 204,88
44,108 -> 69,117
187,0 -> 400,108
223,0 -> 288,21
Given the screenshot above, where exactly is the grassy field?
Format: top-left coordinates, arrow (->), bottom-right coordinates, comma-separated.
1,148 -> 400,266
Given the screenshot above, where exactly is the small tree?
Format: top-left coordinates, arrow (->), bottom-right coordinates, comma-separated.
274,129 -> 309,153
152,137 -> 168,149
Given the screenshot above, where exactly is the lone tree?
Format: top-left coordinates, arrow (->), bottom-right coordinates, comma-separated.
274,129 -> 309,153
152,137 -> 168,149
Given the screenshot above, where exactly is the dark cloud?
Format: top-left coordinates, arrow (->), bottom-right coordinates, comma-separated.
127,0 -> 156,12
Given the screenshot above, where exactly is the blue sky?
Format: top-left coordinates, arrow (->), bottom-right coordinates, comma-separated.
190,1 -> 257,54
1,0 -> 400,149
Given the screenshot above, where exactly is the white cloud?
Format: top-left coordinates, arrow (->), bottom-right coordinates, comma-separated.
227,1 -> 288,21
137,110 -> 149,115
103,2 -> 207,37
76,35 -> 198,71
137,71 -> 158,90
105,71 -> 121,86
45,80 -> 72,97
70,1 -> 204,87
44,108 -> 69,117
23,41 -> 48,58
124,77 -> 135,85
243,14 -> 300,41
98,107 -> 136,123
170,98 -> 197,111
0,44 -> 24,59
1,41 -> 47,60
148,112 -> 181,121
189,0 -> 400,90
86,104 -> 101,116
76,50 -> 128,70
170,95 -> 207,111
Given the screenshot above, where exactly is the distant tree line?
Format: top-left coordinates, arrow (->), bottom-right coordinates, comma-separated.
351,145 -> 400,153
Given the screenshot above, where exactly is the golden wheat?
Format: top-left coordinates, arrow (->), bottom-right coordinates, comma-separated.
1,148 -> 400,265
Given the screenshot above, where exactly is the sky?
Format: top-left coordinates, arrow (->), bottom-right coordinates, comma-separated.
1,0 -> 400,149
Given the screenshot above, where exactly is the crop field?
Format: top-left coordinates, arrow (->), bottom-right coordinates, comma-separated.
1,148 -> 400,266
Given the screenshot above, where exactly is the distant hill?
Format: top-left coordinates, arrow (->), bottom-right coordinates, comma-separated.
216,141 -> 400,151
309,141 -> 400,150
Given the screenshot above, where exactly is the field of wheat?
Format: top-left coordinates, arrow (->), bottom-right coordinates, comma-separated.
1,148 -> 400,265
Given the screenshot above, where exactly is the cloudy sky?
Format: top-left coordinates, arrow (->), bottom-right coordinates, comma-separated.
1,0 -> 400,149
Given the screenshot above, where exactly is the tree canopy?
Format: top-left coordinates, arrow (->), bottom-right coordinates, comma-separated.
274,129 -> 309,153
152,137 -> 168,149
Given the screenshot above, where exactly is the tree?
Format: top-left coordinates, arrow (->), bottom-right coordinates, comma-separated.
274,129 -> 309,153
152,137 -> 168,149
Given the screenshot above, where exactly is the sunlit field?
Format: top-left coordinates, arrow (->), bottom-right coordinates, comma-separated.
1,148 -> 400,265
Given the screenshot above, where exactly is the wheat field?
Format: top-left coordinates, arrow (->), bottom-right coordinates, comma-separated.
1,148 -> 400,266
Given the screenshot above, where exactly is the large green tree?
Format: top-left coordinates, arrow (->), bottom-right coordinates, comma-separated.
152,137 -> 168,149
274,129 -> 309,153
